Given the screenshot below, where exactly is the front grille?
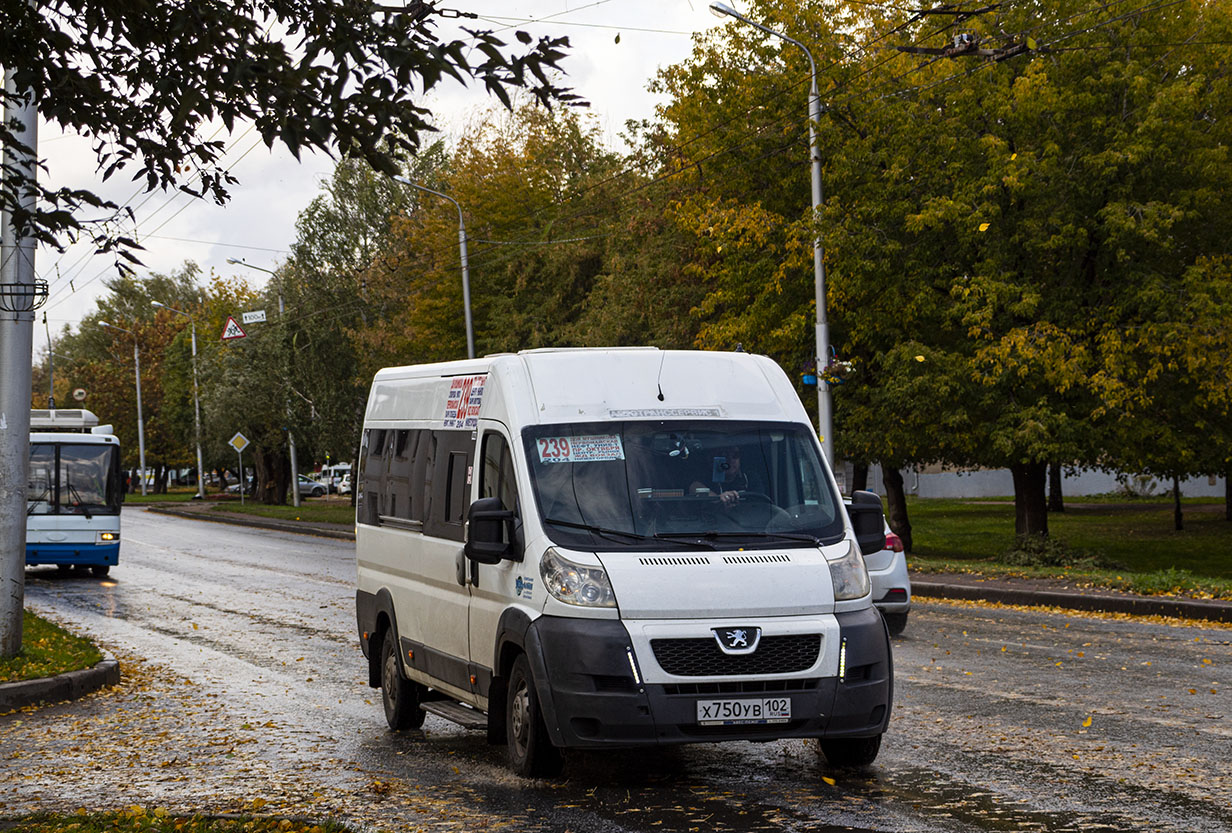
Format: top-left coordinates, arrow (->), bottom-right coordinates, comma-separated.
663,679 -> 820,696
651,635 -> 821,677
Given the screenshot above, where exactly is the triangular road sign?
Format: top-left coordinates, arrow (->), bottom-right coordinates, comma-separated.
222,316 -> 247,340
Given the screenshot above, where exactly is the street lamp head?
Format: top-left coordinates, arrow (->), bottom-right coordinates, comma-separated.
709,1 -> 738,19
225,257 -> 242,265
150,300 -> 166,310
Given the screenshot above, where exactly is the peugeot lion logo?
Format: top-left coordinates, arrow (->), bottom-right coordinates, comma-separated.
714,626 -> 761,654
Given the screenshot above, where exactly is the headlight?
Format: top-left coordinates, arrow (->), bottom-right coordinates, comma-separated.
97,532 -> 119,543
827,541 -> 871,601
540,548 -> 617,608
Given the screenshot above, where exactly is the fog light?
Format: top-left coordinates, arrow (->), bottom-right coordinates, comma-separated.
97,532 -> 118,542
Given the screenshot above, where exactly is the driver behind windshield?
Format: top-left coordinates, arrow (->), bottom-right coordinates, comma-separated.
690,445 -> 752,508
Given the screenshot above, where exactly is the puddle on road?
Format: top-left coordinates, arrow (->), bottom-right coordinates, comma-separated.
349,730 -> 1232,833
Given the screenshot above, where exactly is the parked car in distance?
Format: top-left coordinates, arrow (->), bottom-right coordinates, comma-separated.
845,498 -> 911,636
298,475 -> 326,497
338,473 -> 351,495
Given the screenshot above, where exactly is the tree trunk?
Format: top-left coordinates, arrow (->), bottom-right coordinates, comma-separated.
254,448 -> 291,505
851,463 -> 869,493
1048,462 -> 1065,512
1010,462 -> 1049,538
1225,466 -> 1230,522
152,462 -> 166,495
881,466 -> 913,552
1172,474 -> 1183,532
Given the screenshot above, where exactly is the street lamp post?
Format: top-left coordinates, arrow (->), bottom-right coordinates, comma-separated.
152,301 -> 205,500
226,258 -> 300,507
391,176 -> 475,359
709,1 -> 834,465
99,321 -> 147,495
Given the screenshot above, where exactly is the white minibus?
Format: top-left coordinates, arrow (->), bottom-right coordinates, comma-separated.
355,349 -> 892,776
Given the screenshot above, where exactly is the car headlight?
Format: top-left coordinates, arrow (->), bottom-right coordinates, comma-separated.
540,548 -> 617,608
97,532 -> 119,543
827,541 -> 871,601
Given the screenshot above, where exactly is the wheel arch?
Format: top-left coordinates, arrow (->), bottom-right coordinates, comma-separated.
358,587 -> 401,689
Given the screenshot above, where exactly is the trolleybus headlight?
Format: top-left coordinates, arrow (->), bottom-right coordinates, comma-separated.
826,541 -> 871,601
97,532 -> 119,543
540,548 -> 617,608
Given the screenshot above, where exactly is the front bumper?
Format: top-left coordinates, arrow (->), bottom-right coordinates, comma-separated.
869,551 -> 912,614
26,542 -> 120,567
524,607 -> 892,749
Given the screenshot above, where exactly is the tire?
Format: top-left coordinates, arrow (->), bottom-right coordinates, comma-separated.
380,630 -> 425,730
820,734 -> 882,768
506,654 -> 564,777
883,611 -> 908,637
90,565 -> 111,578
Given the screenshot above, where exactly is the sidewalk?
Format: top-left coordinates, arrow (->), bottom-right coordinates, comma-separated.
911,570 -> 1231,623
145,504 -> 1232,624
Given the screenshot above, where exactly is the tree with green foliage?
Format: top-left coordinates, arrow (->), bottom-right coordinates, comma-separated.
647,0 -> 1232,543
1,0 -> 577,262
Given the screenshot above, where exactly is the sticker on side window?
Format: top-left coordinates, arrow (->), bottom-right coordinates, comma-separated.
443,375 -> 486,429
536,434 -> 625,464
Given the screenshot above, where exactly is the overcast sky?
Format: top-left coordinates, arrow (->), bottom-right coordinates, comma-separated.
35,1 -> 729,351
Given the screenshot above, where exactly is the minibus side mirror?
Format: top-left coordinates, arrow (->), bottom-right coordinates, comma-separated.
465,497 -> 515,564
848,490 -> 887,556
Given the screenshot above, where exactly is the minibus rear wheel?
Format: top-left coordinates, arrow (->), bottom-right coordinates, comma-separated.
506,654 -> 563,777
380,630 -> 425,730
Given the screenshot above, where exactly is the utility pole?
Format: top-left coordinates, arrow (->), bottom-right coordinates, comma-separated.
100,322 -> 147,495
0,70 -> 41,656
391,176 -> 475,359
152,301 -> 205,499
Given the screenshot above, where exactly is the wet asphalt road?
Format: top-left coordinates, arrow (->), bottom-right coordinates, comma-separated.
2,507 -> 1230,832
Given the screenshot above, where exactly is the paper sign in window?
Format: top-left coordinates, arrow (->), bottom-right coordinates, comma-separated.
536,434 -> 625,464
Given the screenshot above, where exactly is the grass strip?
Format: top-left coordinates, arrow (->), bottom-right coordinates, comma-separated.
209,501 -> 356,526
907,496 -> 1232,599
0,809 -> 352,833
0,611 -> 103,683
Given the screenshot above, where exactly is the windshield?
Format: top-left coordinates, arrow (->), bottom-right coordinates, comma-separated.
524,421 -> 844,551
27,443 -> 121,516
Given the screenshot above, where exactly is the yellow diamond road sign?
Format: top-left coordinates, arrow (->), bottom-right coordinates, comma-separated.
229,432 -> 249,453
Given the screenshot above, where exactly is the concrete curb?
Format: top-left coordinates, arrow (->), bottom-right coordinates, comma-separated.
912,579 -> 1232,623
144,504 -> 355,541
0,655 -> 121,712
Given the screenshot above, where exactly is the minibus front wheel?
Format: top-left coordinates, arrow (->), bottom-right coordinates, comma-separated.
506,654 -> 563,777
820,733 -> 882,768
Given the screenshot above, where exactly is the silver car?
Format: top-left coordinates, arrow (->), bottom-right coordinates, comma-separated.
846,499 -> 912,635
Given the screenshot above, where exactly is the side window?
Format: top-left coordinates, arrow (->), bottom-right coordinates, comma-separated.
359,429 -> 387,526
387,429 -> 416,521
424,430 -> 473,542
445,451 -> 469,526
480,431 -> 518,513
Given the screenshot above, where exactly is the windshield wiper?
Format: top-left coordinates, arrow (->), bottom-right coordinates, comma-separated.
66,483 -> 93,519
26,486 -> 49,515
543,517 -> 715,550
655,530 -> 828,547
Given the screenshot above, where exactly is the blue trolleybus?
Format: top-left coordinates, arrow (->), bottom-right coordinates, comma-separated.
27,409 -> 124,577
